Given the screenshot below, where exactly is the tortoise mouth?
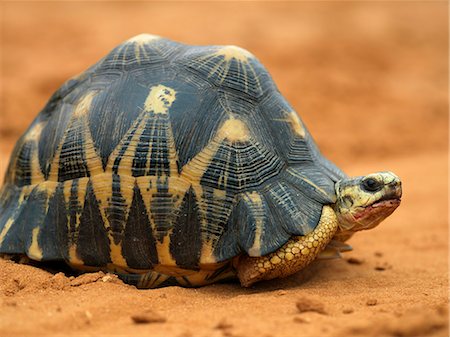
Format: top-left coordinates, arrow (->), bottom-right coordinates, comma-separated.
353,197 -> 401,221
371,197 -> 401,208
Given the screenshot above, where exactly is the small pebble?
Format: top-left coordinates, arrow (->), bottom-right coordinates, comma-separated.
346,257 -> 364,265
293,316 -> 311,324
101,274 -> 120,283
276,290 -> 287,296
102,275 -> 112,282
296,297 -> 327,315
48,272 -> 69,290
342,308 -> 354,314
70,272 -> 105,286
366,299 -> 378,306
374,251 -> 383,257
374,262 -> 392,271
215,319 -> 233,330
52,272 -> 67,279
131,310 -> 166,324
13,278 -> 26,290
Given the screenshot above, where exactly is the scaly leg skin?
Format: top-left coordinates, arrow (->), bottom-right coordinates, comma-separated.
236,205 -> 338,287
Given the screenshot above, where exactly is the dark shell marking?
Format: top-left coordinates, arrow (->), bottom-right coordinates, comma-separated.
0,34 -> 345,286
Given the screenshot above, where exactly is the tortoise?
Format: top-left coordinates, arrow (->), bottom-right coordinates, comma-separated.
0,34 -> 402,288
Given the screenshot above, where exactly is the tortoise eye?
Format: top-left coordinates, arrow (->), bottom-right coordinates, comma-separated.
361,178 -> 382,192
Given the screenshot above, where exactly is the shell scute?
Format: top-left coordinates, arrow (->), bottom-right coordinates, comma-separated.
99,35 -> 182,71
179,45 -> 274,99
122,183 -> 158,269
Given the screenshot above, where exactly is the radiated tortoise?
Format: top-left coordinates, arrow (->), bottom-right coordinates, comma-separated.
0,34 -> 402,288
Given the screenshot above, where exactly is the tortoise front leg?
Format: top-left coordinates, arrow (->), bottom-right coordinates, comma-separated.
236,205 -> 338,287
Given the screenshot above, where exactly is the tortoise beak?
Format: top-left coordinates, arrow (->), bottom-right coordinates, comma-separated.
381,171 -> 402,201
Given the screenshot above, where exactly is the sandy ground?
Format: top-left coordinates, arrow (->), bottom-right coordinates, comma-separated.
0,2 -> 448,337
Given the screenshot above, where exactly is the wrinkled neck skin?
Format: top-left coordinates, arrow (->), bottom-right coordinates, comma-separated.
332,172 -> 402,242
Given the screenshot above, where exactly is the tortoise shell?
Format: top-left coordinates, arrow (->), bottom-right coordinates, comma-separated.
0,34 -> 345,277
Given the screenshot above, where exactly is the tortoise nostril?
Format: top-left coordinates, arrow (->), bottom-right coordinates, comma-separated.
385,179 -> 402,198
393,184 -> 402,198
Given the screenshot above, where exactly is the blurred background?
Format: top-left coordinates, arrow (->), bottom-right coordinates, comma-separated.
1,2 -> 447,175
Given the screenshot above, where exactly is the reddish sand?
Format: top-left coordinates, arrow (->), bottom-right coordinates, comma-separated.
0,2 -> 448,337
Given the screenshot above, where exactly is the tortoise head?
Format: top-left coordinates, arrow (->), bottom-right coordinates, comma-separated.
334,172 -> 402,237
